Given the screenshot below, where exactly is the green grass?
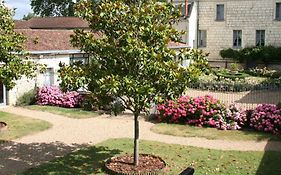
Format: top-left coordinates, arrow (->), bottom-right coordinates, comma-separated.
0,111 -> 51,140
25,105 -> 99,119
151,123 -> 281,141
19,138 -> 281,175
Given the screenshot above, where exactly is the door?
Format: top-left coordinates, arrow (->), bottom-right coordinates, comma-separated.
43,68 -> 55,86
0,82 -> 6,105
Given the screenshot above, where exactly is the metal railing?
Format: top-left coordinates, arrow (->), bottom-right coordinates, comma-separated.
185,84 -> 281,110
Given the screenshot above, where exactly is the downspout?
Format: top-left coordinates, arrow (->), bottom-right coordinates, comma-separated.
195,0 -> 200,49
185,0 -> 189,17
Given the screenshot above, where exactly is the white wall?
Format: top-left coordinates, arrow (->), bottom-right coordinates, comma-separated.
34,54 -> 70,87
189,1 -> 198,48
174,19 -> 189,44
7,54 -> 71,105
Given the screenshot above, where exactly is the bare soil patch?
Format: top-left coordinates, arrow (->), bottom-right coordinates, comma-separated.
105,154 -> 166,175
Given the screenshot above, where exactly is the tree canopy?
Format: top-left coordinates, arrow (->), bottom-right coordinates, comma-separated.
31,0 -> 76,17
0,3 -> 43,89
61,0 -> 206,166
22,12 -> 37,20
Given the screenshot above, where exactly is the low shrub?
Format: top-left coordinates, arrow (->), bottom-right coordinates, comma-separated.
245,67 -> 281,78
220,46 -> 281,68
157,95 -> 281,135
215,70 -> 249,81
216,104 -> 248,130
189,73 -> 281,92
36,86 -> 82,108
157,95 -> 228,128
16,89 -> 37,106
220,48 -> 240,61
249,104 -> 281,135
157,96 -> 250,130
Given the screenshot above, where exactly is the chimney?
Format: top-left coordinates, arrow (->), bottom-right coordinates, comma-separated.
185,0 -> 189,17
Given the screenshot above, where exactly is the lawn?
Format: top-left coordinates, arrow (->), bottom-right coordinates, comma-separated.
25,105 -> 99,119
19,138 -> 281,175
151,123 -> 281,141
0,111 -> 51,140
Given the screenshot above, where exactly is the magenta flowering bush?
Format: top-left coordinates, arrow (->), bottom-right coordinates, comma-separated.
157,95 -> 227,127
36,86 -> 82,108
249,104 -> 281,135
157,95 -> 281,135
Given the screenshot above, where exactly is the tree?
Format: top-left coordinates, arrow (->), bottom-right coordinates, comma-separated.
22,12 -> 37,20
70,0 -> 201,166
31,0 -> 76,17
0,3 -> 43,89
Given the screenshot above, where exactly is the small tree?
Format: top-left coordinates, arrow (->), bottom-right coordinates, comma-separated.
71,0 -> 200,166
0,3 -> 43,89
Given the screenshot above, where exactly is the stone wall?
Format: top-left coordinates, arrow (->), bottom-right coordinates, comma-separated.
196,0 -> 281,60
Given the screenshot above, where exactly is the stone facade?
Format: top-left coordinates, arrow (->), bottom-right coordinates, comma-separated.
189,0 -> 281,60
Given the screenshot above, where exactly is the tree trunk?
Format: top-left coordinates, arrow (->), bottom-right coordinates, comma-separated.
134,112 -> 140,166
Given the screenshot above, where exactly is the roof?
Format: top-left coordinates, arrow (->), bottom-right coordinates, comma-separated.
15,29 -> 77,51
168,41 -> 189,49
15,17 -> 89,30
16,29 -> 188,52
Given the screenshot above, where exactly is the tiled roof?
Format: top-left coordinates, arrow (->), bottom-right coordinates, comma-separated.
169,41 -> 189,48
15,29 -> 188,52
15,17 -> 89,30
16,29 -> 77,51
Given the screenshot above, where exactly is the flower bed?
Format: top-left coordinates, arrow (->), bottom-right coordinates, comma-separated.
36,86 -> 82,108
157,95 -> 247,130
157,95 -> 281,135
250,104 -> 281,135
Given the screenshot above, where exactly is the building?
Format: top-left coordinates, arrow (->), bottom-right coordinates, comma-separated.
0,17 -> 189,106
0,17 -> 90,106
188,0 -> 281,66
168,0 -> 191,44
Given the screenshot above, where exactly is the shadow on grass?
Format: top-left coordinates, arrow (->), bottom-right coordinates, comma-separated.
0,140 -> 121,175
255,137 -> 281,175
238,128 -> 281,142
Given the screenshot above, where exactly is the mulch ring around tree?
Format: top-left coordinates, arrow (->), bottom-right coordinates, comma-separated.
105,154 -> 166,175
0,121 -> 7,131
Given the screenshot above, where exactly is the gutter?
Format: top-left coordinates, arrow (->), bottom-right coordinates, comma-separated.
169,45 -> 190,49
28,50 -> 82,55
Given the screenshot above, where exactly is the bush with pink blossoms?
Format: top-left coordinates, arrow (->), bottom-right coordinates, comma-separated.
249,104 -> 281,135
216,104 -> 248,130
157,95 -> 227,128
36,86 -> 82,108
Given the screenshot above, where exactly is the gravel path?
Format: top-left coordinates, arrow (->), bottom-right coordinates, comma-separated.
2,107 -> 281,152
1,107 -> 281,175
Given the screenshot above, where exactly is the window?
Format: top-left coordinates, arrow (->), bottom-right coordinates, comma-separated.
216,4 -> 224,21
174,2 -> 192,17
276,3 -> 281,20
256,30 -> 265,46
70,54 -> 89,65
233,30 -> 242,47
43,68 -> 55,86
198,30 -> 207,47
